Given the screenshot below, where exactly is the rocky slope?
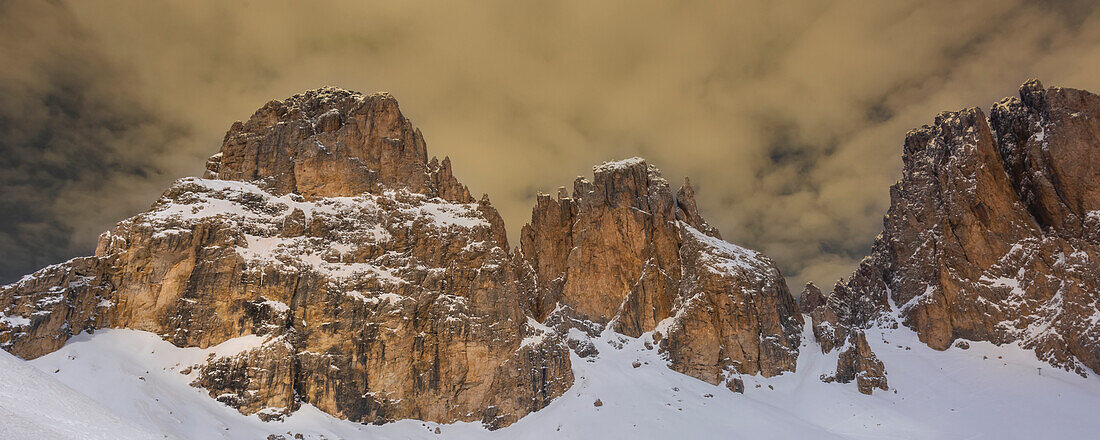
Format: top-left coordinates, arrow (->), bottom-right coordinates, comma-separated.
810,80 -> 1100,384
0,87 -> 803,428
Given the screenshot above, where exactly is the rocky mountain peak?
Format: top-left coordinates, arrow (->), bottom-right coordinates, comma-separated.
811,79 -> 1100,383
676,176 -> 721,238
798,282 -> 824,314
0,88 -> 560,428
990,79 -> 1100,236
520,157 -> 803,383
1019,78 -> 1047,110
205,88 -> 473,202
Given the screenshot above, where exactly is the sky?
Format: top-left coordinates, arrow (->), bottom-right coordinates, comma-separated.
3,0 -> 1100,288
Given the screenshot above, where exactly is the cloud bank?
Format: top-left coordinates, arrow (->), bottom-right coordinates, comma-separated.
4,0 -> 1100,288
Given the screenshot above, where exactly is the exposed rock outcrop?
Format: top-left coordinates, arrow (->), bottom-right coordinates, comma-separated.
14,79 -> 1095,428
518,158 -> 804,384
833,332 -> 888,395
0,257 -> 113,358
657,224 -> 803,381
812,80 -> 1100,379
519,158 -> 686,333
798,282 -> 825,314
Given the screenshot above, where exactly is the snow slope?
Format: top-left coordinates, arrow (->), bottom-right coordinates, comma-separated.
7,318 -> 1098,439
0,349 -> 165,440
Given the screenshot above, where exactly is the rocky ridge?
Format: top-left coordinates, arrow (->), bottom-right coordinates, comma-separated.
0,88 -> 803,428
4,79 -> 1097,426
810,80 -> 1100,388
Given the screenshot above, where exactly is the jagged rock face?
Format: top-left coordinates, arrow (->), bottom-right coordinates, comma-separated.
0,89 -> 567,428
192,336 -> 298,421
991,81 -> 1100,235
520,158 -> 686,334
206,87 -> 473,203
0,257 -> 112,358
657,225 -> 802,382
518,158 -> 803,381
833,332 -> 888,395
808,300 -> 889,394
818,80 -> 1100,377
798,282 -> 824,314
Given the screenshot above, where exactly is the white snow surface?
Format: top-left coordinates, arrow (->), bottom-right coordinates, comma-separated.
682,223 -> 765,275
0,349 -> 165,440
143,178 -> 487,231
0,313 -> 31,328
593,157 -> 646,174
0,318 -> 1095,439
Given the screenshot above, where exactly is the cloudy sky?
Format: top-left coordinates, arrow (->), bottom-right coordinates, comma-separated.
4,0 -> 1100,287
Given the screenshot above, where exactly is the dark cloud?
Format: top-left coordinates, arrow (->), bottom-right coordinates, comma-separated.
4,0 -> 1100,288
0,0 -> 193,281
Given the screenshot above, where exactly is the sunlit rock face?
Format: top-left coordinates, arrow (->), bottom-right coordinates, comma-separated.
812,80 -> 1100,381
0,89 -> 569,429
207,87 -> 474,203
517,157 -> 804,385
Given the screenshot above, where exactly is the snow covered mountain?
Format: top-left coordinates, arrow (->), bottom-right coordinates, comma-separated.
2,81 -> 1099,439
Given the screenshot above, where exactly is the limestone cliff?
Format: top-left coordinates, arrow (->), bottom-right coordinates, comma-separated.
206,87 -> 473,203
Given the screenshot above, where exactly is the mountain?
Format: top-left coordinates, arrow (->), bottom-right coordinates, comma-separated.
1,80 -> 1099,438
811,80 -> 1100,384
516,157 -> 802,385
0,87 -> 800,429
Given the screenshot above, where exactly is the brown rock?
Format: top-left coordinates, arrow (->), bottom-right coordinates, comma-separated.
0,257 -> 113,358
809,298 -> 847,354
675,177 -> 721,238
819,80 -> 1100,378
834,331 -> 888,395
519,158 -> 685,335
659,225 -> 802,381
518,158 -> 803,383
798,282 -> 825,314
207,88 -> 473,203
726,377 -> 745,394
193,338 -> 297,420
